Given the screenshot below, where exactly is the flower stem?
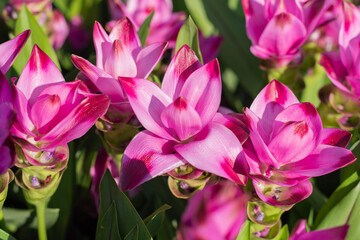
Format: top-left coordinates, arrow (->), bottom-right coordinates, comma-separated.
35,200 -> 48,240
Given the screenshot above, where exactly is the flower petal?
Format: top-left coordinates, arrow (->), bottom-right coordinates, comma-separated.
119,76 -> 175,140
212,112 -> 249,144
179,59 -> 221,126
0,103 -> 13,145
161,45 -> 202,100
135,42 -> 168,78
93,21 -> 112,69
16,45 -> 64,99
108,17 -> 141,53
320,128 -> 351,147
0,30 -> 30,74
175,122 -> 248,185
0,72 -> 13,104
282,145 -> 356,177
161,97 -> 202,141
30,94 -> 61,130
0,146 -> 12,175
120,130 -> 185,190
253,178 -> 313,206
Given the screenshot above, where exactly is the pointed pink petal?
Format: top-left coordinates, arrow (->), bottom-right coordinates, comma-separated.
120,130 -> 185,190
103,39 -> 137,77
291,225 -> 349,240
0,103 -> 13,145
282,145 -> 356,177
175,122 -> 248,185
320,128 -> 351,147
0,30 -> 30,73
179,59 -> 221,126
303,0 -> 332,34
16,45 -> 64,99
265,0 -> 303,20
212,112 -> 249,144
268,121 -> 317,164
258,13 -> 306,56
253,179 -> 313,206
161,45 -> 202,100
198,33 -> 223,64
273,103 -> 323,147
244,108 -> 279,168
161,97 -> 202,141
339,1 -> 360,49
135,42 -> 168,78
30,94 -> 61,130
242,0 -> 267,43
320,52 -> 350,95
250,80 -> 299,138
119,76 -> 175,140
0,72 -> 13,104
109,17 -> 141,53
37,91 -> 110,149
71,54 -> 126,102
93,21 -> 112,69
13,87 -> 35,136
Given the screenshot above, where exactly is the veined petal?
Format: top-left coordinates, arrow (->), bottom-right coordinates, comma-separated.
0,103 -> 13,145
37,93 -> 110,149
103,39 -> 137,78
268,121 -> 316,164
175,122 -> 248,185
212,112 -> 249,144
161,45 -> 202,100
339,1 -> 360,49
242,0 -> 267,43
13,87 -> 35,135
320,128 -> 351,147
265,0 -> 303,21
135,42 -> 168,78
250,80 -> 299,138
303,0 -> 333,35
119,77 -> 175,140
0,72 -> 13,104
161,97 -> 202,141
0,146 -> 12,175
30,94 -> 61,130
71,54 -> 126,102
120,130 -> 185,190
258,12 -> 306,56
282,145 -> 356,177
253,178 -> 313,206
179,59 -> 221,126
93,21 -> 112,69
109,17 -> 141,53
0,30 -> 30,74
16,45 -> 64,99
290,225 -> 349,240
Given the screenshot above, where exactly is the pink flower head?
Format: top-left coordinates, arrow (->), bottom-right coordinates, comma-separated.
10,0 -> 51,14
107,0 -> 185,47
11,45 -> 110,153
242,80 -> 355,206
199,32 -> 223,64
321,1 -> 360,101
72,17 -> 168,123
119,45 -> 248,190
289,220 -> 348,240
242,0 -> 332,67
177,181 -> 249,240
48,9 -> 70,50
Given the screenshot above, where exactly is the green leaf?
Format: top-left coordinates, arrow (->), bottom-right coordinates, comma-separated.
175,16 -> 204,64
14,5 -> 60,75
273,225 -> 289,240
143,204 -> 171,224
96,202 -> 122,240
96,170 -> 152,240
0,229 -> 16,240
236,220 -> 250,240
124,225 -> 139,240
185,0 -> 265,98
144,205 -> 171,237
138,11 -> 154,47
340,140 -> 360,182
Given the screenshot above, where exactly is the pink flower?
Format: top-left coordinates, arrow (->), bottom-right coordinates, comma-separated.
242,0 -> 332,67
242,80 -> 355,206
199,32 -> 223,64
11,45 -> 110,153
107,0 -> 185,47
72,17 -> 168,123
177,181 -> 249,240
320,1 -> 360,101
289,220 -> 348,240
119,45 -> 248,190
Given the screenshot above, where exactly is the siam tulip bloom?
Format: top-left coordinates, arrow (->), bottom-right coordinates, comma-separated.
321,1 -> 360,101
242,0 -> 332,67
68,16 -> 91,52
177,181 -> 249,240
72,17 -> 168,123
10,45 -> 110,164
241,80 -> 355,206
289,220 -> 348,240
119,45 -> 248,190
107,0 -> 185,47
198,32 -> 223,64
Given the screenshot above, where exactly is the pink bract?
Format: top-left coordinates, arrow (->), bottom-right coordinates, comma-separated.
240,80 -> 355,206
119,45 -> 248,190
289,220 -> 348,240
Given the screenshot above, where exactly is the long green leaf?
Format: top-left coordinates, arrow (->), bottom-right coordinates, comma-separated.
96,170 -> 152,240
96,202 -> 122,240
138,11 -> 154,47
14,5 -> 60,75
0,229 -> 16,240
236,220 -> 250,240
175,16 -> 203,64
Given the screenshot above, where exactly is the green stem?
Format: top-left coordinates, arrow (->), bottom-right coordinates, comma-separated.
35,200 -> 48,240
